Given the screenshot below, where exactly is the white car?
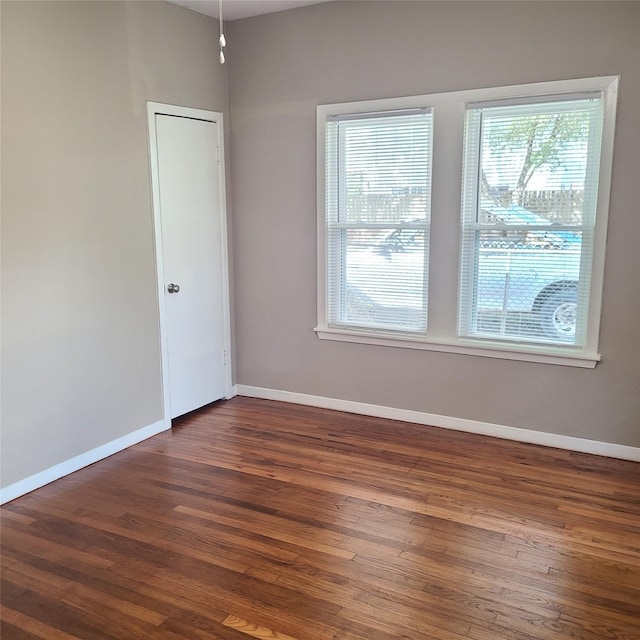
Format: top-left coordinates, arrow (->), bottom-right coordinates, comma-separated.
344,212 -> 580,341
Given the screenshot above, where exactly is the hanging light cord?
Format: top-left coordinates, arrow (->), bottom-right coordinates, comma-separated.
219,0 -> 226,64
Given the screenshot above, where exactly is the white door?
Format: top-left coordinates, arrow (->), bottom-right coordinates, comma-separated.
153,111 -> 228,419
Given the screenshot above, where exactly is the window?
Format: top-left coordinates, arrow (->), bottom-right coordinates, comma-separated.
324,109 -> 433,334
316,77 -> 618,367
459,95 -> 604,348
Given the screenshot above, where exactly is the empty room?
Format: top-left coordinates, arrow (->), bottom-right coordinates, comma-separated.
1,1 -> 639,639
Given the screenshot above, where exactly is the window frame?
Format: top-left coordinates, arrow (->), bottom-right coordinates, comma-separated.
316,76 -> 619,368
458,94 -> 605,350
323,107 -> 434,335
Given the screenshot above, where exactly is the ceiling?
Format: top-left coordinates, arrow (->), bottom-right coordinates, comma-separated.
168,0 -> 334,21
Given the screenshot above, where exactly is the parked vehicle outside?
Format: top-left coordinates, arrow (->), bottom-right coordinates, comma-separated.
343,206 -> 581,342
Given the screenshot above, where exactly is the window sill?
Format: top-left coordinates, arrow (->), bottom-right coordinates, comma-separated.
314,326 -> 600,368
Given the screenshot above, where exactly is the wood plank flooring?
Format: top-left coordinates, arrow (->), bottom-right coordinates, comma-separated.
1,396 -> 639,639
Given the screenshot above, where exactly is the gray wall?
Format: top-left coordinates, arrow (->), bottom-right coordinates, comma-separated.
1,0 -> 229,487
228,1 -> 640,446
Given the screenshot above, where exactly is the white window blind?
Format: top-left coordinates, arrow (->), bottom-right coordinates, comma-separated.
459,95 -> 605,347
325,110 -> 433,334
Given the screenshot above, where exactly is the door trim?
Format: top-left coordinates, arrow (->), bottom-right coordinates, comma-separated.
146,102 -> 233,423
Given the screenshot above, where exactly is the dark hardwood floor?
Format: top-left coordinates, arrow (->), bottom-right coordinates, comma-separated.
1,396 -> 639,639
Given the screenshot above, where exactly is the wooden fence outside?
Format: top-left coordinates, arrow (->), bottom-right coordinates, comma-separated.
345,190 -> 584,225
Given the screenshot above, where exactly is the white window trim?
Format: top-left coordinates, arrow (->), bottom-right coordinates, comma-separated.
316,76 -> 619,368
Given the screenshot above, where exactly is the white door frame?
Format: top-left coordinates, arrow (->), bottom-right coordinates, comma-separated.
147,101 -> 234,424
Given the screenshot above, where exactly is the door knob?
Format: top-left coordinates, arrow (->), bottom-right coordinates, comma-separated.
167,283 -> 180,293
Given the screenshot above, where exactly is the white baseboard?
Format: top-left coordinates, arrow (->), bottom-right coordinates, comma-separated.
3,389 -> 635,506
236,385 -> 640,463
0,418 -> 170,505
